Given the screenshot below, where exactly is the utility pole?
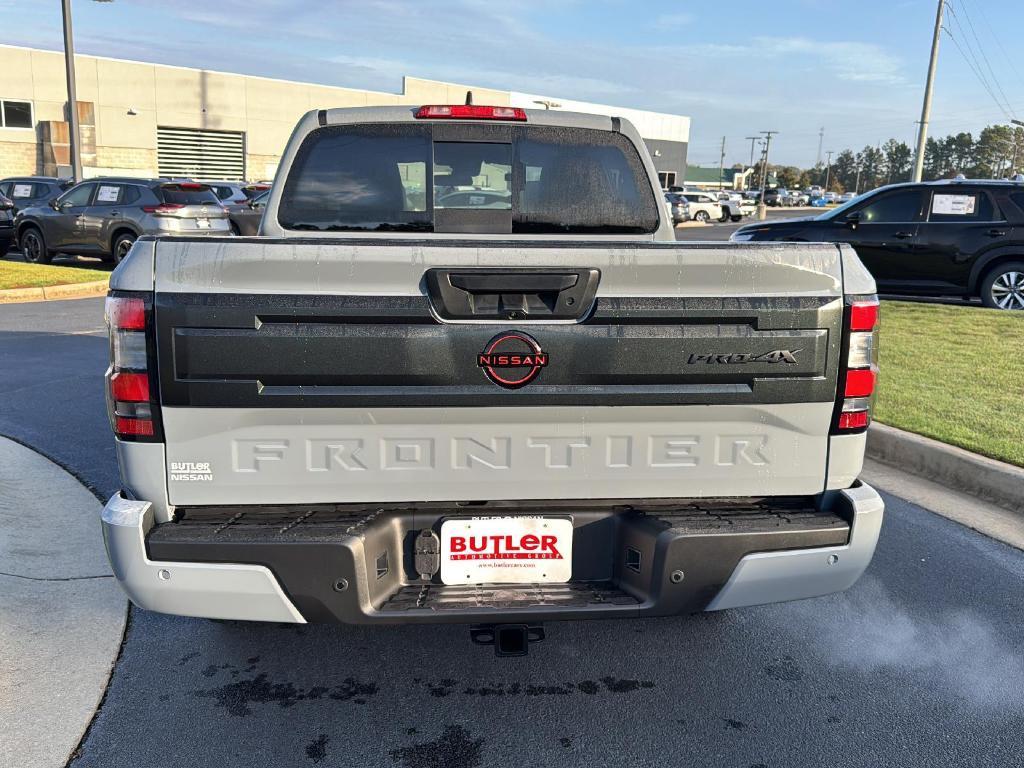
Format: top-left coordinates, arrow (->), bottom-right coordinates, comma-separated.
912,0 -> 945,182
745,136 -> 759,190
61,0 -> 83,182
816,127 -> 825,167
824,150 -> 834,191
718,136 -> 726,192
757,130 -> 777,221
855,161 -> 862,194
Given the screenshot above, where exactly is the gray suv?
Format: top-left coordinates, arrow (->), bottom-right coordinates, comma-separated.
15,179 -> 231,264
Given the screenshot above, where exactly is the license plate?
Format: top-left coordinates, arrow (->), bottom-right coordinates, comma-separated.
195,218 -> 210,229
440,517 -> 573,585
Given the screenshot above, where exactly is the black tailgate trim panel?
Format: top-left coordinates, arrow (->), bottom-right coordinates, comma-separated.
156,293 -> 841,408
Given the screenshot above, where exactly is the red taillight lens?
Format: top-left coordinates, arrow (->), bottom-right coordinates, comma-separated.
105,295 -> 146,330
115,416 -> 155,437
834,295 -> 879,433
838,411 -> 870,430
844,368 -> 877,398
106,292 -> 161,442
414,105 -> 528,121
110,371 -> 150,402
142,203 -> 185,214
849,300 -> 879,332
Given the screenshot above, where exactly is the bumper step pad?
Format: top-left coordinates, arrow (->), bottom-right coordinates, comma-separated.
381,581 -> 639,613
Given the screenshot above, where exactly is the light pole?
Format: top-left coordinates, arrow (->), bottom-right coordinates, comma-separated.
757,130 -> 777,221
912,0 -> 945,182
744,136 -> 759,190
61,0 -> 113,182
824,150 -> 834,191
61,0 -> 82,182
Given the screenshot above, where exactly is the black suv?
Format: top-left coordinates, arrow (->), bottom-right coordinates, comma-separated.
731,179 -> 1024,309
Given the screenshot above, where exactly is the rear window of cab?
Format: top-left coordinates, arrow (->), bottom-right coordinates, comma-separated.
277,123 -> 659,234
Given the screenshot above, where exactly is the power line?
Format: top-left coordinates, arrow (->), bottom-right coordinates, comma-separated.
963,0 -> 1024,92
951,0 -> 1016,118
943,5 -> 1013,119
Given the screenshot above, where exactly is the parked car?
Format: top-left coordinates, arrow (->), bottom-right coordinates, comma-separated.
762,188 -> 784,206
839,192 -> 858,204
0,191 -> 14,254
207,181 -> 271,213
0,176 -> 74,215
664,192 -> 690,224
100,103 -> 883,644
731,178 -> 1024,309
229,189 -> 270,235
790,191 -> 810,206
15,179 -> 231,264
680,191 -> 724,222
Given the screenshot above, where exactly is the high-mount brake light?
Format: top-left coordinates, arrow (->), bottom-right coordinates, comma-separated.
105,293 -> 162,442
414,105 -> 528,121
834,295 -> 879,433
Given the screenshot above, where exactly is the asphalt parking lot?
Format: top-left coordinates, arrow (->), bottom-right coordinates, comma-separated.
2,296 -> 1023,767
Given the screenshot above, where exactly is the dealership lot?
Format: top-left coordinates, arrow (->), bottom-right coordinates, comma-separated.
2,297 -> 1023,767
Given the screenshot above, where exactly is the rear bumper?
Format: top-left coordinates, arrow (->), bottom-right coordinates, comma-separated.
101,484 -> 883,624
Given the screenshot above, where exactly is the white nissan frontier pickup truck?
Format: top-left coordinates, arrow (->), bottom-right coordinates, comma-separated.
101,102 -> 882,655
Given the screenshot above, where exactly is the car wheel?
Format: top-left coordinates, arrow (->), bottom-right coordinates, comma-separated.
718,211 -> 730,223
230,222 -> 241,236
981,262 -> 1024,310
112,232 -> 137,265
694,211 -> 710,223
731,215 -> 742,222
19,227 -> 51,264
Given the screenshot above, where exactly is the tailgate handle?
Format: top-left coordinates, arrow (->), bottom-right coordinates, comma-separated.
450,273 -> 578,293
425,268 -> 600,321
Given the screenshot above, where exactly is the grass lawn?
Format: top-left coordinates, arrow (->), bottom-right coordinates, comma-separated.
875,300 -> 1024,467
0,260 -> 110,290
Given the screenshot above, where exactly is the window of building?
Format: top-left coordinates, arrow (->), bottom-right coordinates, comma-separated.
1,100 -> 33,129
658,172 -> 676,188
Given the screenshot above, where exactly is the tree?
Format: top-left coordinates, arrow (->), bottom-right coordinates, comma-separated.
857,146 -> 884,191
775,166 -> 803,189
881,139 -> 912,184
832,150 -> 858,192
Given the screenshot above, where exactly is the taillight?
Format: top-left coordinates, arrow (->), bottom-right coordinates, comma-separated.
414,105 -> 528,121
834,295 -> 879,433
142,203 -> 185,214
105,292 -> 162,442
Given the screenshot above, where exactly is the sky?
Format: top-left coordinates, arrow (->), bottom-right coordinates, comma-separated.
2,0 -> 1024,167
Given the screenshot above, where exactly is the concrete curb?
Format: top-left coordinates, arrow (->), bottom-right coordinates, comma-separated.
0,279 -> 108,304
0,436 -> 127,768
867,422 -> 1024,514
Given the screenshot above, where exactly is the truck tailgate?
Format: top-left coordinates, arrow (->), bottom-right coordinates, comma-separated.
153,238 -> 845,506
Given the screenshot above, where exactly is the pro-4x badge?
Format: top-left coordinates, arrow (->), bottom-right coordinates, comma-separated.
688,350 -> 802,364
477,332 -> 549,389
